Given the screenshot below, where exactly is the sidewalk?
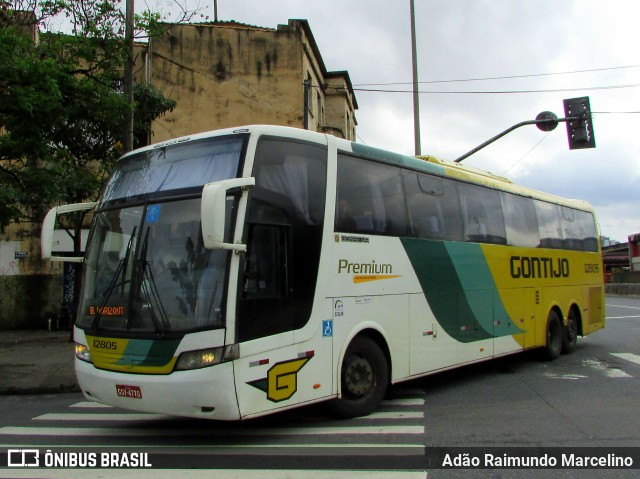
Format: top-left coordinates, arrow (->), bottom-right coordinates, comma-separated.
0,329 -> 79,395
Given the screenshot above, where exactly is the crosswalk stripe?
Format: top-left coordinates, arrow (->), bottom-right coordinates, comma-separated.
66,398 -> 424,410
34,413 -> 170,422
611,352 -> 640,366
605,303 -> 640,310
0,425 -> 424,437
383,398 -> 424,406
33,411 -> 423,422
0,469 -> 427,479
0,445 -> 425,460
355,411 -> 423,419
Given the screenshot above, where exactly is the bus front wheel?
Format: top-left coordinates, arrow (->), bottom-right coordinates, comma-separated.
544,310 -> 563,360
329,336 -> 389,419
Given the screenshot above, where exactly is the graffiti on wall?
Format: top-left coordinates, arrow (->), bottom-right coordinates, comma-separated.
0,241 -> 22,276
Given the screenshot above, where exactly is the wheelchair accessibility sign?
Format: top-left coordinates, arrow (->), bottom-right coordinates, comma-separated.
322,320 -> 333,337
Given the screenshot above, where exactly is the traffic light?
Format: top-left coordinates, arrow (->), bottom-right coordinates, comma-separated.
563,96 -> 596,150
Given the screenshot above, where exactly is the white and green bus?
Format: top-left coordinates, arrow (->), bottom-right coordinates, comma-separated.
42,125 -> 605,420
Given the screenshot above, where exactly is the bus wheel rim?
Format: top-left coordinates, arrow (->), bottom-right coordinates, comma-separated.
345,357 -> 373,396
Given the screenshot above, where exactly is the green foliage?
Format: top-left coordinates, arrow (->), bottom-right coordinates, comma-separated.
134,82 -> 176,149
0,1 -> 177,230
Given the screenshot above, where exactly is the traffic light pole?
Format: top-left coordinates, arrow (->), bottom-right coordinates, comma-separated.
454,115 -> 580,163
454,97 -> 595,163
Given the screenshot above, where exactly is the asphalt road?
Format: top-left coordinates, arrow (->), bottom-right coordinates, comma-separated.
1,296 -> 639,479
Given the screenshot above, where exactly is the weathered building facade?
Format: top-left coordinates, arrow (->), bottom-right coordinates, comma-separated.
145,19 -> 357,141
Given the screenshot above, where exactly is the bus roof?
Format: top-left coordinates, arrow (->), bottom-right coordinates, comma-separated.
125,125 -> 594,213
337,137 -> 594,214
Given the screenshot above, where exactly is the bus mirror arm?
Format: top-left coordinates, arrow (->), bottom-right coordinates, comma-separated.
201,177 -> 256,252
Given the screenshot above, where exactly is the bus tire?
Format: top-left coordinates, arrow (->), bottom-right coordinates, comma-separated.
329,336 -> 389,419
562,309 -> 578,354
544,310 -> 563,360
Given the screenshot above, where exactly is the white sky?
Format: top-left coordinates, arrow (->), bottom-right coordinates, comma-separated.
152,0 -> 640,242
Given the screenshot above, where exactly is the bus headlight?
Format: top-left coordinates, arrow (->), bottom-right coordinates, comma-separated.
175,344 -> 239,371
75,344 -> 93,363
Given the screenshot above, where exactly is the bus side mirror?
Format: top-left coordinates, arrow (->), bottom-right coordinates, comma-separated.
201,177 -> 255,252
41,202 -> 98,262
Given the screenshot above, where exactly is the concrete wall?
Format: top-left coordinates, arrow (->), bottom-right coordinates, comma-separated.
606,283 -> 640,298
611,271 -> 640,284
1,225 -> 65,330
0,274 -> 64,329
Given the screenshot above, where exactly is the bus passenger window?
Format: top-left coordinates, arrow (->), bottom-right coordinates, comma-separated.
535,200 -> 564,249
577,210 -> 599,252
458,183 -> 506,245
501,192 -> 540,247
403,171 -> 463,241
336,154 -> 408,235
561,206 -> 582,250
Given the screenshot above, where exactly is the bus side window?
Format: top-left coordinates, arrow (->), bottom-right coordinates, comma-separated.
336,154 -> 408,235
535,200 -> 564,249
577,210 -> 599,252
458,183 -> 506,245
561,206 -> 582,251
501,192 -> 540,247
405,171 -> 444,239
403,171 -> 463,242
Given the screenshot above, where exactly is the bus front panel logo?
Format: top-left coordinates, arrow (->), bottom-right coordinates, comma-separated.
247,355 -> 313,403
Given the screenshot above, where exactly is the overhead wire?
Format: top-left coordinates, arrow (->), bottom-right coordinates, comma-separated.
352,64 -> 640,87
501,133 -> 552,176
349,84 -> 640,95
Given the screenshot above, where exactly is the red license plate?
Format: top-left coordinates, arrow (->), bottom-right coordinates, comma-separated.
116,384 -> 142,399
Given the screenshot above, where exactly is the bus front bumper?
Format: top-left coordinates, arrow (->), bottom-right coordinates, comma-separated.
75,359 -> 241,420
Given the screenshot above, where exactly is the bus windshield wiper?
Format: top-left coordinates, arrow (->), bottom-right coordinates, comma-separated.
91,226 -> 137,331
136,226 -> 170,334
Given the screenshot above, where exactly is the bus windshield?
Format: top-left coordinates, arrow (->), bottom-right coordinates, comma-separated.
76,136 -> 246,334
102,136 -> 245,203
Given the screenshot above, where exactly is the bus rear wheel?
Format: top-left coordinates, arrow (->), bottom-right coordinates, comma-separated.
329,336 -> 389,419
562,309 -> 578,354
544,310 -> 563,360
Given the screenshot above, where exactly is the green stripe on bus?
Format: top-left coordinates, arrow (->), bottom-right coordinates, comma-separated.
117,338 -> 181,367
349,143 -> 445,175
400,238 -> 521,342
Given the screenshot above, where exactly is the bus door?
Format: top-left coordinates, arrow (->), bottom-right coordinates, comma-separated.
232,222 -> 327,418
232,136 -> 329,418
